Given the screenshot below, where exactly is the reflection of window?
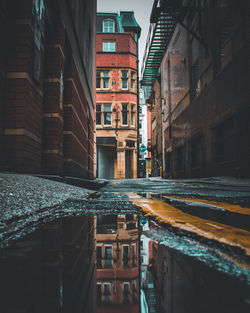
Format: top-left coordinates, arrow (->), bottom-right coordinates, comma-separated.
123,245 -> 129,268
121,70 -> 128,89
131,104 -> 135,126
96,104 -> 102,125
97,246 -> 102,268
97,283 -> 102,302
122,104 -> 128,125
132,245 -> 136,266
96,71 -> 101,88
103,41 -> 116,52
103,19 -> 115,33
103,283 -> 111,302
123,282 -> 130,303
131,72 -> 135,91
103,71 -> 109,89
104,104 -> 112,125
104,246 -> 112,268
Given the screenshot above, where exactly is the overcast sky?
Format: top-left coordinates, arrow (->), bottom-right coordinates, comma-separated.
97,0 -> 154,78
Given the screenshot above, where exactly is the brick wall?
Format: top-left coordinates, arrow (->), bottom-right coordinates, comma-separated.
0,0 -> 96,178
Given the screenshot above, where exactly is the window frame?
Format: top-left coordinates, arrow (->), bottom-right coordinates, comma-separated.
130,71 -> 135,91
103,40 -> 116,52
121,70 -> 128,90
123,282 -> 130,304
103,71 -> 110,89
96,71 -> 101,89
104,245 -> 113,268
103,103 -> 112,126
96,103 -> 102,125
131,104 -> 135,126
121,103 -> 128,126
103,19 -> 115,33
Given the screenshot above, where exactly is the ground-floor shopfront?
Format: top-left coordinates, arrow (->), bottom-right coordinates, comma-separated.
96,136 -> 137,179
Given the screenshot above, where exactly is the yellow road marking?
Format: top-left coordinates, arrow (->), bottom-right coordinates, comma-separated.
129,196 -> 250,257
164,196 -> 250,216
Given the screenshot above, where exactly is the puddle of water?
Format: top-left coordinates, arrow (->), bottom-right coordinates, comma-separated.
0,211 -> 249,313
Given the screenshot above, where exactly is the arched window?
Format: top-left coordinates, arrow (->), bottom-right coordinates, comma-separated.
103,19 -> 115,33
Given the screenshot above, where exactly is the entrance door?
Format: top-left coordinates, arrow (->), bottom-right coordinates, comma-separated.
125,150 -> 132,178
97,146 -> 116,179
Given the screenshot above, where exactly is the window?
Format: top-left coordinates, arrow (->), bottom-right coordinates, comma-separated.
103,19 -> 115,33
131,72 -> 135,91
97,246 -> 102,268
123,245 -> 129,268
96,104 -> 102,125
121,70 -> 128,89
123,283 -> 130,304
132,245 -> 136,266
97,284 -> 102,303
96,71 -> 101,88
96,71 -> 110,89
104,246 -> 112,268
103,71 -> 109,89
103,283 -> 111,302
103,41 -> 116,52
122,104 -> 128,125
131,105 -> 135,126
104,104 -> 112,125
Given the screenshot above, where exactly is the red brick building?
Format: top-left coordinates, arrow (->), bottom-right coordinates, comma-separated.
96,214 -> 140,313
95,12 -> 141,179
0,0 -> 96,179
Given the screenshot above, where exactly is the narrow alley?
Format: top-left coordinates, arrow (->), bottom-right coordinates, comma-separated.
0,0 -> 250,313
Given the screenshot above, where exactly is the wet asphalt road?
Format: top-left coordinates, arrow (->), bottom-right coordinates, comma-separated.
1,173 -> 250,286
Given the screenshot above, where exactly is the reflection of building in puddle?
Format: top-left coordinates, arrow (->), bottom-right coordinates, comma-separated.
140,220 -> 163,313
96,214 -> 140,313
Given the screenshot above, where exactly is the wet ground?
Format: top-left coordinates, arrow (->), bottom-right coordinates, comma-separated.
0,174 -> 250,312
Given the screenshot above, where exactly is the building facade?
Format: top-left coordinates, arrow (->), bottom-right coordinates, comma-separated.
148,78 -> 163,177
142,0 -> 250,178
0,0 -> 96,178
96,214 -> 140,313
96,12 -> 141,179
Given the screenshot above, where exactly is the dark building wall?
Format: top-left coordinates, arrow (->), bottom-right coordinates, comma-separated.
149,79 -> 162,177
161,0 -> 250,178
0,0 -> 96,178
